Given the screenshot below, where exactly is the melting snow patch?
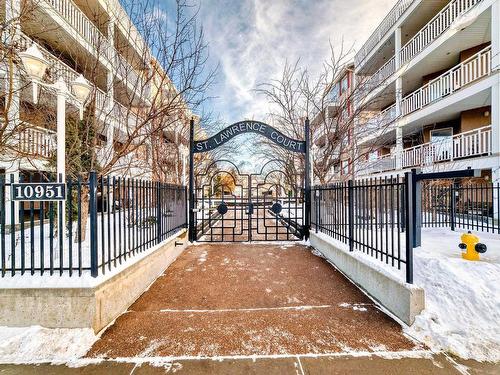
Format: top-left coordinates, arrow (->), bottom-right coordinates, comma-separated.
198,251 -> 208,264
310,248 -> 325,259
338,303 -> 369,312
0,326 -> 97,364
146,360 -> 183,372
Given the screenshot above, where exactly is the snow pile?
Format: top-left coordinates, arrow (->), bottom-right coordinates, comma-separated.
0,326 -> 97,363
312,227 -> 500,361
406,229 -> 500,362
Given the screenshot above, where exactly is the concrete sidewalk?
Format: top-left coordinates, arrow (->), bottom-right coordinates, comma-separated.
0,355 -> 498,374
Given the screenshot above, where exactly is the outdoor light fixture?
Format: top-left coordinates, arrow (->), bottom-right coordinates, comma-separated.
19,44 -> 48,81
19,44 -> 48,104
70,74 -> 91,103
19,42 -> 94,186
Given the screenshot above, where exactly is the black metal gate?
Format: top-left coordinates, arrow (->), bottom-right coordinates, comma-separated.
188,119 -> 311,243
193,160 -> 304,242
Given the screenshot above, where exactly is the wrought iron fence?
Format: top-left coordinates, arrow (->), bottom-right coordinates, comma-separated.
0,172 -> 187,277
422,181 -> 500,233
311,176 -> 414,283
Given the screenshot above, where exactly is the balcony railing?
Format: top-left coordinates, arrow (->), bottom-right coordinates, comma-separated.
400,0 -> 483,66
356,154 -> 396,176
358,125 -> 492,176
364,56 -> 396,90
358,103 -> 398,136
402,45 -> 491,116
19,33 -> 80,85
43,0 -> 149,97
18,125 -> 56,158
402,125 -> 491,168
355,0 -> 415,67
44,0 -> 111,59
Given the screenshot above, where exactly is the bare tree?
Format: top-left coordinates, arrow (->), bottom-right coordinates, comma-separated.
256,42 -> 397,185
1,0 -> 216,241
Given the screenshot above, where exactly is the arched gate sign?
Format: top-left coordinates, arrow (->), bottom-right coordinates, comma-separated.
188,119 -> 311,242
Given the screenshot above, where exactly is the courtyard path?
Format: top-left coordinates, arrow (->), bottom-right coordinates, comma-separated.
87,243 -> 419,358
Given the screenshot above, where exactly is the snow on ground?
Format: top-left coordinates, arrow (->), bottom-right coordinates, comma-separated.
407,228 -> 500,362
0,326 -> 97,364
313,227 -> 500,362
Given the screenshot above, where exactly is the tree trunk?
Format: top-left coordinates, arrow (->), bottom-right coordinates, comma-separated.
76,185 -> 90,243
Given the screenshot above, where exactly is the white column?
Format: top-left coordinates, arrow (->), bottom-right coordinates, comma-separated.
181,147 -> 187,186
55,79 -> 67,179
492,0 -> 500,177
395,126 -> 403,170
395,27 -> 404,170
491,1 -> 500,217
4,0 -> 21,133
55,79 -> 67,233
106,20 -> 116,151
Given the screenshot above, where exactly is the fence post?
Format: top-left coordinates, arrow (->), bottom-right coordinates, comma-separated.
188,118 -> 195,242
89,171 -> 98,277
156,181 -> 162,244
450,183 -> 456,231
404,172 -> 414,284
348,180 -> 354,252
315,188 -> 320,234
184,186 -> 189,229
304,118 -> 311,240
412,168 -> 422,248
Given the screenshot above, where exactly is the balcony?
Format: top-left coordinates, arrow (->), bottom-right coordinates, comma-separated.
18,33 -> 79,86
115,51 -> 151,101
355,0 -> 416,67
401,45 -> 491,116
41,0 -> 150,100
356,154 -> 396,176
364,56 -> 396,90
399,0 -> 483,66
357,103 -> 398,143
358,125 -> 492,176
18,125 -> 56,158
43,0 -> 111,60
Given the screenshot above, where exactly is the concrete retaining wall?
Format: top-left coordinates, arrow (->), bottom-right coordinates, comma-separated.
310,232 -> 425,325
0,230 -> 188,333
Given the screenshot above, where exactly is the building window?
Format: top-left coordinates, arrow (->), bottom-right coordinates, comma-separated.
330,83 -> 340,102
341,76 -> 349,93
341,159 -> 349,175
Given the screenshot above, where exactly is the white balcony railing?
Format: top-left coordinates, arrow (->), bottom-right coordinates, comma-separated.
364,56 -> 396,90
44,0 -> 111,59
19,33 -> 80,85
357,154 -> 396,176
355,0 -> 415,67
402,125 -> 491,168
18,125 -> 56,158
402,45 -> 491,116
358,125 -> 492,176
400,0 -> 483,66
359,103 -> 398,136
43,0 -> 150,97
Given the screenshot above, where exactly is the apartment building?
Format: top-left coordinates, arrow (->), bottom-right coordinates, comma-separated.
350,0 -> 499,182
0,0 -> 192,223
311,63 -> 355,184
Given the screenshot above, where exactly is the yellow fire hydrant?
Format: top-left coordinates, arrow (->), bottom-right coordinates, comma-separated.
459,231 -> 487,261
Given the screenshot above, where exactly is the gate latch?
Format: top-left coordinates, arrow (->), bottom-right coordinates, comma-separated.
246,202 -> 254,215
